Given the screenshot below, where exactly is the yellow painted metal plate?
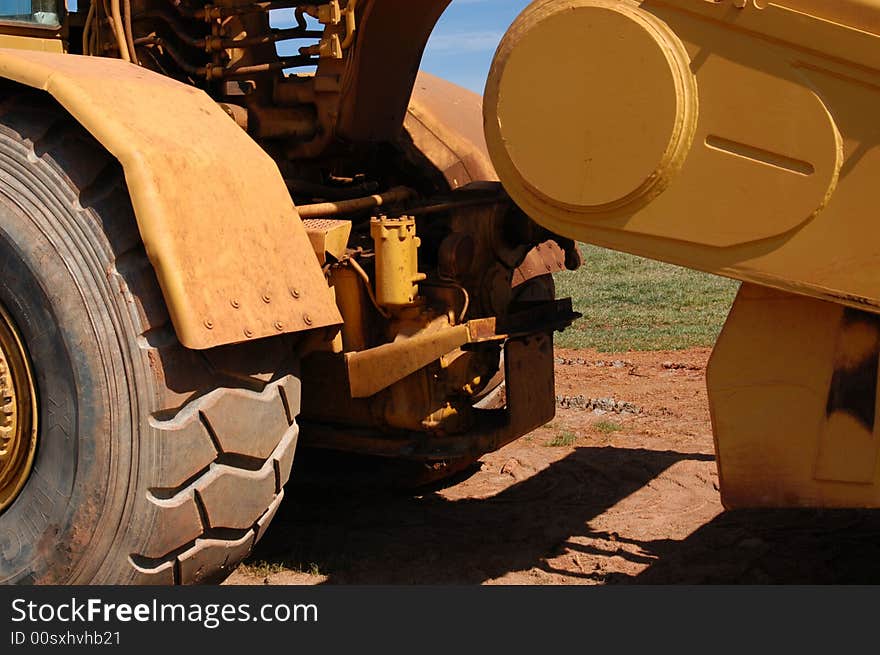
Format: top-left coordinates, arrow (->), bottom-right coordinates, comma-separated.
346,324 -> 470,398
0,50 -> 340,349
709,284 -> 880,507
772,0 -> 880,36
0,35 -> 61,52
303,219 -> 352,265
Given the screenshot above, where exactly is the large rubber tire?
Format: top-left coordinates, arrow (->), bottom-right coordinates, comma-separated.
0,90 -> 299,584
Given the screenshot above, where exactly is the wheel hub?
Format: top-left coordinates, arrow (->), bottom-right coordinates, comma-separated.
0,304 -> 37,513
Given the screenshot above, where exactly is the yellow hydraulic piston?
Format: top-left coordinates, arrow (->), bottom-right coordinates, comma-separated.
370,215 -> 427,312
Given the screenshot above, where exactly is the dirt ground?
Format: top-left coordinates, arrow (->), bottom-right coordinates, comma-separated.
228,348 -> 880,585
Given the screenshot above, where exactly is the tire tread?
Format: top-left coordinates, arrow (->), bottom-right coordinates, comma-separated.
0,88 -> 299,585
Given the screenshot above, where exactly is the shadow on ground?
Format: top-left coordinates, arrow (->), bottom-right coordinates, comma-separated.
245,446 -> 880,584
614,508 -> 880,584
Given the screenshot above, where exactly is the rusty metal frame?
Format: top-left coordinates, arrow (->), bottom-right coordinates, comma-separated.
0,49 -> 340,349
301,332 -> 557,461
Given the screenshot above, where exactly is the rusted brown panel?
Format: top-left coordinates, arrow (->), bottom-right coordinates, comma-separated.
512,241 -> 568,288
404,71 -> 498,188
336,0 -> 451,144
0,50 -> 341,349
465,317 -> 498,342
507,333 -> 555,424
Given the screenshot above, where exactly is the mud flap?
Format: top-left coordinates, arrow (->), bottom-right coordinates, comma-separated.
0,49 -> 340,349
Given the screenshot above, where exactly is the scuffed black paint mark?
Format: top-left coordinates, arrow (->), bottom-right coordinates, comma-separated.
826,309 -> 880,432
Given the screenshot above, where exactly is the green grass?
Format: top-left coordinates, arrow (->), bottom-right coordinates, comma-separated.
593,420 -> 623,434
554,244 -> 739,352
546,430 -> 578,447
238,560 -> 286,578
239,559 -> 323,578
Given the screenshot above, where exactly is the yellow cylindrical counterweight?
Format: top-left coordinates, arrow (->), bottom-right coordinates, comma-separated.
484,0 -> 699,226
370,215 -> 426,311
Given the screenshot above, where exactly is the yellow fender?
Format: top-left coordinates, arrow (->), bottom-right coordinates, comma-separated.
0,49 -> 340,349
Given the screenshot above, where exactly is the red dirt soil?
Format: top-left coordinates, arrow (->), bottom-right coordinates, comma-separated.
227,348 -> 880,585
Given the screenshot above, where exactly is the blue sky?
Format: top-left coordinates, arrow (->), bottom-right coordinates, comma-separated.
274,1 -> 529,94
422,0 -> 532,94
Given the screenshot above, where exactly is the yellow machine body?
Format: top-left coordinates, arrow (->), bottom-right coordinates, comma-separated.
0,48 -> 340,349
486,0 -> 880,314
710,283 -> 880,508
486,0 -> 880,507
0,35 -> 62,52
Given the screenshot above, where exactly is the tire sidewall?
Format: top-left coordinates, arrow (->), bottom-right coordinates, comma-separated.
0,131 -> 143,584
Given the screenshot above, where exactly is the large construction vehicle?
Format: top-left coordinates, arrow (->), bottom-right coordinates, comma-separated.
0,0 -> 581,584
486,0 -> 880,509
0,0 -> 875,587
